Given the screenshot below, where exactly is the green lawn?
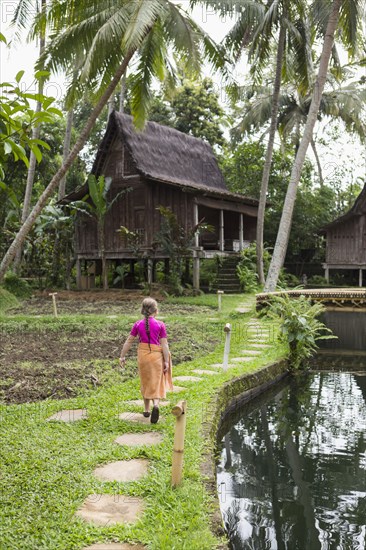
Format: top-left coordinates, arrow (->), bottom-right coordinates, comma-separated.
0,291 -> 286,549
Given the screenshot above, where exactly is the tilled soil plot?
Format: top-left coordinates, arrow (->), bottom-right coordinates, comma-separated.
7,290 -> 214,317
0,317 -> 219,404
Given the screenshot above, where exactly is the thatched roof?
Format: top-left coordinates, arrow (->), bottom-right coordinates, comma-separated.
63,111 -> 258,207
113,112 -> 228,191
320,184 -> 366,232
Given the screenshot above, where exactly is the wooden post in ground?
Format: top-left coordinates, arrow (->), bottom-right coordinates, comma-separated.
359,268 -> 363,288
49,292 -> 58,318
223,323 -> 231,372
217,290 -> 224,312
171,400 -> 187,488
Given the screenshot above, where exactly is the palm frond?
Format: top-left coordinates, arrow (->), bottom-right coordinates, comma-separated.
130,19 -> 166,129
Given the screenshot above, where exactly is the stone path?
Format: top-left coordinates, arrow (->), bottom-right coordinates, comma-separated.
76,494 -> 144,526
231,357 -> 254,363
240,349 -> 261,355
115,433 -> 164,447
56,304 -> 277,547
94,459 -> 149,482
124,400 -> 170,407
192,369 -> 218,375
247,343 -> 271,349
84,544 -> 146,550
119,412 -> 164,424
47,409 -> 87,422
169,385 -> 186,393
173,376 -> 202,382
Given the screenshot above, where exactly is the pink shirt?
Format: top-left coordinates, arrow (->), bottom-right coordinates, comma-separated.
130,317 -> 167,345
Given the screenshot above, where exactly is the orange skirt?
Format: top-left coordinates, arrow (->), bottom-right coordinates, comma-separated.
137,343 -> 173,399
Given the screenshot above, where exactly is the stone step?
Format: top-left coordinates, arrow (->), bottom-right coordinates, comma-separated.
76,494 -> 144,526
94,459 -> 149,482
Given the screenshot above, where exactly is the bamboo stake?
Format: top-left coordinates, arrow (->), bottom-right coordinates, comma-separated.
223,323 -> 231,371
171,400 -> 187,487
217,290 -> 224,312
49,292 -> 58,318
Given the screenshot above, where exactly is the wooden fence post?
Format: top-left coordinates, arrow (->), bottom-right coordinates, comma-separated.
223,323 -> 231,371
217,290 -> 224,312
171,400 -> 187,487
49,292 -> 58,318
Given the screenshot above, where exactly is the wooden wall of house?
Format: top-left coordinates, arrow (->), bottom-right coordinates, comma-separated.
326,216 -> 366,264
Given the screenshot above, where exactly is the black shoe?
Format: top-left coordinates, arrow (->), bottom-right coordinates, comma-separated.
151,406 -> 159,424
143,411 -> 150,418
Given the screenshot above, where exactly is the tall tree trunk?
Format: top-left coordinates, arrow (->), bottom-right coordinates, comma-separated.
256,24 -> 286,285
13,1 -> 46,272
119,73 -> 126,112
0,46 -> 138,283
58,108 -> 74,200
264,0 -> 342,292
310,138 -> 324,187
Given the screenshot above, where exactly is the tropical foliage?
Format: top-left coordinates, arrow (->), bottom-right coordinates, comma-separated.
265,294 -> 335,370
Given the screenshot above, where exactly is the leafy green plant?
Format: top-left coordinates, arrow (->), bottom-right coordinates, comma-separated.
307,275 -> 329,286
236,243 -> 271,292
266,294 -> 336,371
2,272 -> 31,298
113,264 -> 129,289
154,206 -> 213,295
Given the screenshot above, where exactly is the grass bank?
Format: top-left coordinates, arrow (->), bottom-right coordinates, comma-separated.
0,292 -> 286,549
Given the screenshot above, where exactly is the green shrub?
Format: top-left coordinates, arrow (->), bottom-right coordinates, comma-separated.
265,294 -> 336,370
307,275 -> 328,286
0,287 -> 18,313
236,243 -> 271,292
3,272 -> 32,298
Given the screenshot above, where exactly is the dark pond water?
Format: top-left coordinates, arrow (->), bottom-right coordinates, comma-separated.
217,311 -> 366,549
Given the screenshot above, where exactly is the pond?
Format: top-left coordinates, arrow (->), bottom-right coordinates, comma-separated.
217,310 -> 366,549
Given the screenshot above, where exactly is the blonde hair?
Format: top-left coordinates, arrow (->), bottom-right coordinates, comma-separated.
141,298 -> 158,350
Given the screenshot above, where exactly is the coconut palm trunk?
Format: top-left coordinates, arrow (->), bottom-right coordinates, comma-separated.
58,108 -> 74,201
310,138 -> 324,186
0,46 -> 138,282
256,23 -> 286,285
264,0 -> 343,292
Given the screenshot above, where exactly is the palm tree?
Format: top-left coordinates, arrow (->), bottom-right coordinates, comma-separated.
0,0 -> 226,282
265,0 -> 366,292
197,0 -> 312,284
234,75 -> 366,186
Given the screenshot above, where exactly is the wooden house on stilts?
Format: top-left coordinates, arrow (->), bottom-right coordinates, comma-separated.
63,112 -> 259,291
321,184 -> 366,287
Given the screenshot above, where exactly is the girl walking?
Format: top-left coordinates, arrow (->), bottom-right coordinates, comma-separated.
119,298 -> 173,424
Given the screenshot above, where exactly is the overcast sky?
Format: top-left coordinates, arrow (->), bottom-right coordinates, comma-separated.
1,1 -> 365,185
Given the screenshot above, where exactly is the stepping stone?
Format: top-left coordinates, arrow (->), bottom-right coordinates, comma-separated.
173,376 -> 202,382
76,494 -> 144,526
210,363 -> 235,369
84,543 -> 146,550
192,369 -> 218,375
236,307 -> 251,313
240,350 -> 261,355
124,400 -> 170,407
168,386 -> 186,393
115,432 -> 164,447
47,409 -> 87,422
231,357 -> 254,363
119,412 -> 164,424
94,459 -> 149,482
248,343 -> 271,348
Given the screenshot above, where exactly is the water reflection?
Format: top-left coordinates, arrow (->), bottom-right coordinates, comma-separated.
217,373 -> 366,549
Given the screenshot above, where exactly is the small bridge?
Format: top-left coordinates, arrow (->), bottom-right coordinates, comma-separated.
256,288 -> 366,309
